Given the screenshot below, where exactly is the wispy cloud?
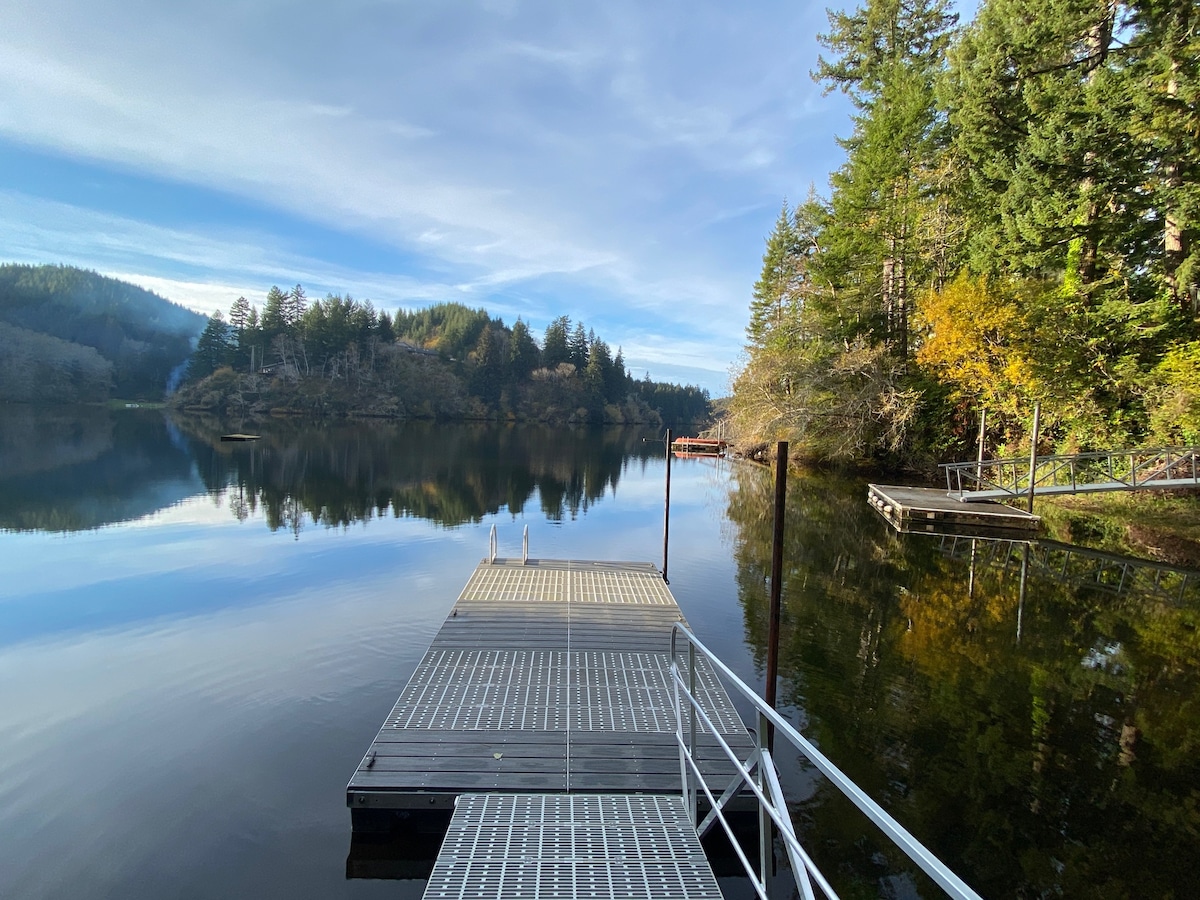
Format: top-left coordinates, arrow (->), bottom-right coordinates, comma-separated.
0,0 -> 855,389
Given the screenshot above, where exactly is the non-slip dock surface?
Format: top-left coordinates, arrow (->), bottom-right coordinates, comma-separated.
424,793 -> 723,900
348,558 -> 754,808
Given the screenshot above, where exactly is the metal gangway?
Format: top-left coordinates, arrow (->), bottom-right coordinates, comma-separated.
671,625 -> 982,900
937,535 -> 1200,605
943,446 -> 1200,502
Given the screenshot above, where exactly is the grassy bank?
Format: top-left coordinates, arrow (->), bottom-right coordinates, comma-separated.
1038,491 -> 1200,569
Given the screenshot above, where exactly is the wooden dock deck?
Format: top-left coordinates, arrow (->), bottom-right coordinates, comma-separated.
868,483 -> 1041,535
348,558 -> 754,814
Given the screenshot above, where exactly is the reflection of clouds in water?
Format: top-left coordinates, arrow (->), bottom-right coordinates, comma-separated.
0,553 -> 462,898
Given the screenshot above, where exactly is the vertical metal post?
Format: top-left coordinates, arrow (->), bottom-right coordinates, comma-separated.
522,525 -> 529,564
1027,402 -> 1042,514
765,441 -> 788,750
663,428 -> 672,582
757,709 -> 772,890
976,408 -> 987,484
687,641 -> 697,825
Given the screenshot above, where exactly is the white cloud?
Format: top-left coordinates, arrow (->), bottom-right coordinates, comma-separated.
0,0 -> 856,390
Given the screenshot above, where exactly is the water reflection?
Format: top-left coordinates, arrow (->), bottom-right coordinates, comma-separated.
726,463 -> 1200,898
0,409 -> 663,534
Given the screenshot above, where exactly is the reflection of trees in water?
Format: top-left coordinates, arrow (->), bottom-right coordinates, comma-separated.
177,418 -> 660,530
725,465 -> 1200,899
0,407 -> 198,532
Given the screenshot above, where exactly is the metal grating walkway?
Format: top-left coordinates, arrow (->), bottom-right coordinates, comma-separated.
424,794 -> 723,900
348,557 -> 754,806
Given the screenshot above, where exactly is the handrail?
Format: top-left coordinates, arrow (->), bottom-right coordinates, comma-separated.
942,446 -> 1199,500
488,524 -> 497,562
522,525 -> 529,564
670,624 -> 983,900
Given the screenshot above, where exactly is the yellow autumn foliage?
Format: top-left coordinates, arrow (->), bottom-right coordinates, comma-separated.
914,273 -> 1039,415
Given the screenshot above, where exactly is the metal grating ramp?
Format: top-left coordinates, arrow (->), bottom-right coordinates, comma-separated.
424,794 -> 723,900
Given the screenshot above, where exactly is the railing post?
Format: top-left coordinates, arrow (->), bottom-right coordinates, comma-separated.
1027,402 -> 1041,514
757,709 -> 772,890
687,640 -> 697,825
976,408 -> 987,483
522,525 -> 529,564
488,524 -> 497,562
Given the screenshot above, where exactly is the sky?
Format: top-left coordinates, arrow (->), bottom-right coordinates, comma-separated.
0,0 -> 860,394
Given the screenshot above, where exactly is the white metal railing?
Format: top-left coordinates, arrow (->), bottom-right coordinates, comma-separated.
670,624 -> 983,900
943,446 -> 1200,502
488,524 -> 497,562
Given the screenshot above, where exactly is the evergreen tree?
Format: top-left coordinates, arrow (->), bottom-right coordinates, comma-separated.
228,296 -> 250,334
288,284 -> 307,328
262,286 -> 289,337
508,318 -> 540,381
188,312 -> 232,381
377,311 -> 395,344
817,0 -> 958,359
542,316 -> 571,369
569,322 -> 589,371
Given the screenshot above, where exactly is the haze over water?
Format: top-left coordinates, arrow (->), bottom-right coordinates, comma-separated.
1,409 -> 1196,898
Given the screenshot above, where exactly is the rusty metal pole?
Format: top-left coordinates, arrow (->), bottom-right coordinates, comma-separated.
764,441 -> 788,748
662,428 -> 672,583
1027,403 -> 1042,514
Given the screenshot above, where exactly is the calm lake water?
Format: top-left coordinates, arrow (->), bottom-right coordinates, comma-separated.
1,408 -> 1197,899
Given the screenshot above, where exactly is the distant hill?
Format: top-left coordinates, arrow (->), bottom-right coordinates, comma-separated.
0,264 -> 207,402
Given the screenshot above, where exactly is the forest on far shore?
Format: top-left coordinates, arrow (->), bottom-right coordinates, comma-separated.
173,285 -> 711,426
0,264 -> 205,403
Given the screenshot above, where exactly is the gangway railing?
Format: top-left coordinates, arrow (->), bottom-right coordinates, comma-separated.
943,446 -> 1200,502
937,535 -> 1200,605
670,625 -> 983,900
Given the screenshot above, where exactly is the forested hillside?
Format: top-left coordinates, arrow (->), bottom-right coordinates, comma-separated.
728,0 -> 1199,465
0,264 -> 206,402
175,287 -> 711,426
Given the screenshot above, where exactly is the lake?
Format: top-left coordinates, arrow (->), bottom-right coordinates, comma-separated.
1,408 -> 1196,898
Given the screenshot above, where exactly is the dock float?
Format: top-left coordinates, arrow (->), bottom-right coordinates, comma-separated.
348,557 -> 752,811
670,437 -> 727,454
868,483 -> 1041,535
348,557 -> 749,898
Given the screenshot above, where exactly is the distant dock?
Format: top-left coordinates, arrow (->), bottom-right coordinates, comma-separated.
219,433 -> 260,442
670,437 -> 727,455
868,483 -> 1041,535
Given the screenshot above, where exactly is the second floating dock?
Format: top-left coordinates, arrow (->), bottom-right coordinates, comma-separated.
868,483 -> 1041,535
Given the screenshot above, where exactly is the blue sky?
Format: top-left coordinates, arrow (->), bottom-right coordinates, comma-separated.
0,0 -> 859,393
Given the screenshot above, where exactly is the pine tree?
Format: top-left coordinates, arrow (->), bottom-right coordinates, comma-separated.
817,0 -> 958,359
748,203 -> 805,349
569,323 -> 589,371
188,312 -> 232,381
508,318 -> 540,381
542,316 -> 570,369
288,284 -> 307,328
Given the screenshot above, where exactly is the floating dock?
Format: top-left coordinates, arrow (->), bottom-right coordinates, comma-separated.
868,483 -> 1041,535
670,437 -> 727,455
219,433 -> 261,442
348,557 -> 752,898
348,559 -> 751,811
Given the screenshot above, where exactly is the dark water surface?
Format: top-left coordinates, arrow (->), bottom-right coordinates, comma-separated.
1,409 -> 1196,899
